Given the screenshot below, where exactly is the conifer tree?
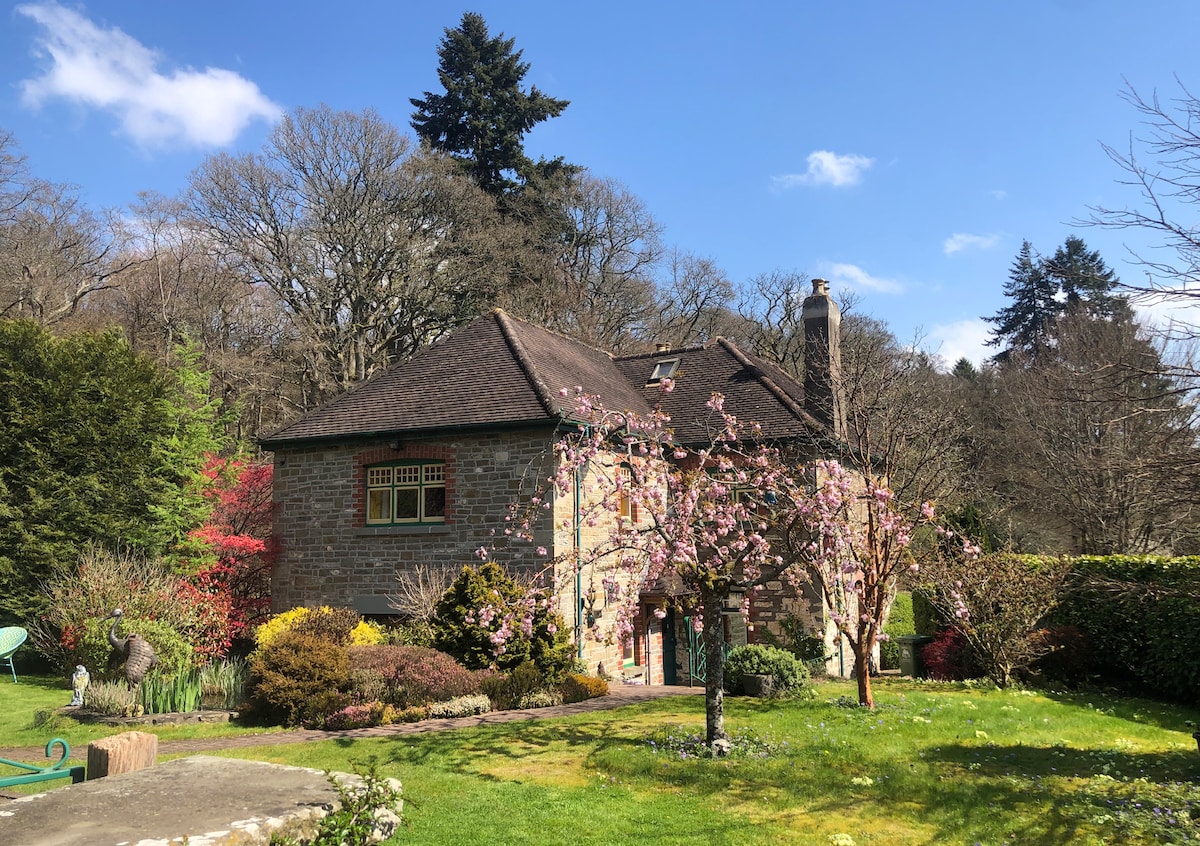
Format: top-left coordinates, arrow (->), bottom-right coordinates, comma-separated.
985,241 -> 1059,361
410,12 -> 570,198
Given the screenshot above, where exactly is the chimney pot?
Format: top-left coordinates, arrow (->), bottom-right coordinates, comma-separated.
655,342 -> 671,353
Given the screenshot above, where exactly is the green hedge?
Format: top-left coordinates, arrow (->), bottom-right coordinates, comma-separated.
1054,555 -> 1200,703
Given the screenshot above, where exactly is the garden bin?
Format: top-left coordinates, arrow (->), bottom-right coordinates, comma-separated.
897,635 -> 934,678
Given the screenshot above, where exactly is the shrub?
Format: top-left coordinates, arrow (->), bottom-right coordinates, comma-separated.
33,547 -> 234,671
880,592 -> 916,671
246,630 -> 351,727
1055,555 -> 1200,702
323,702 -> 383,730
911,587 -> 939,636
758,613 -> 827,667
516,689 -> 564,709
385,618 -> 436,648
723,644 -> 809,695
427,694 -> 491,718
347,645 -> 479,708
253,607 -> 312,650
432,563 -> 575,681
479,660 -> 545,710
922,628 -> 979,681
1029,624 -> 1093,686
394,705 -> 428,723
349,619 -> 387,646
292,607 -> 360,645
561,673 -> 609,704
83,681 -> 139,716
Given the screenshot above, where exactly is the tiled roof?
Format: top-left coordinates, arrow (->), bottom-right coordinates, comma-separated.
261,311 -> 824,446
612,340 -> 821,444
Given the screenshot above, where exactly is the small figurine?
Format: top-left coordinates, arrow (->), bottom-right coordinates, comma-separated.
70,664 -> 89,706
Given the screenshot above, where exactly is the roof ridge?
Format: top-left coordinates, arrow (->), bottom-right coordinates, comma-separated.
716,338 -> 824,430
492,308 -> 617,361
494,310 -> 562,418
614,341 -> 710,361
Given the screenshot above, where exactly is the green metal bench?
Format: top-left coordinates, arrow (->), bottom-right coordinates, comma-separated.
0,738 -> 85,789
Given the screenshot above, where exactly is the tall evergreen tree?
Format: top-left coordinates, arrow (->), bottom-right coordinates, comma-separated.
985,236 -> 1124,362
1041,235 -> 1121,317
410,12 -> 570,198
985,240 -> 1059,361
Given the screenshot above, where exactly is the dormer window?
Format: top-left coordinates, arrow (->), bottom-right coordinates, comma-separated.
648,358 -> 679,384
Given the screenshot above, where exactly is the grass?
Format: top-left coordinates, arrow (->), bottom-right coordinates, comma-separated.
6,675 -> 1200,843
0,674 -> 290,753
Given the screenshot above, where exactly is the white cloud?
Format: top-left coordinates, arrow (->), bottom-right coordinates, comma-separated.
923,318 -> 994,370
991,189 -> 1007,201
773,150 -> 874,189
943,232 -> 1001,255
17,2 -> 282,148
823,262 -> 903,294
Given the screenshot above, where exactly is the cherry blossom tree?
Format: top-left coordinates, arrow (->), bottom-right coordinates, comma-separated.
484,387 -> 971,744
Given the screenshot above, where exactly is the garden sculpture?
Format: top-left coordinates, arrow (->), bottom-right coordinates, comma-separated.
103,608 -> 158,686
69,665 -> 89,706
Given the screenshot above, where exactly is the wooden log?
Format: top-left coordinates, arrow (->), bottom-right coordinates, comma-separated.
86,731 -> 158,780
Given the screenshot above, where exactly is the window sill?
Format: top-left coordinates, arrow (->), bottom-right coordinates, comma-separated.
355,524 -> 453,536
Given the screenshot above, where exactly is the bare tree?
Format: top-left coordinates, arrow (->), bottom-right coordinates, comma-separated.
189,105 -> 504,405
1090,79 -> 1200,302
549,174 -> 661,350
0,131 -> 134,326
984,308 -> 1200,553
733,270 -> 810,377
647,251 -> 738,347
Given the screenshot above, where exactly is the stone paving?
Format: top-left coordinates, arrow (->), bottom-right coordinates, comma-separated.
0,683 -> 704,765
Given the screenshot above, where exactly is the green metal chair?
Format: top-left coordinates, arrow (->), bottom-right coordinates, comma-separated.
0,626 -> 28,683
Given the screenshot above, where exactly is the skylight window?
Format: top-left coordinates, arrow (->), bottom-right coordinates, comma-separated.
648,358 -> 679,384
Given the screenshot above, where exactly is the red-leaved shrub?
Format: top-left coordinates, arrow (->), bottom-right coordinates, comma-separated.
348,645 -> 480,708
922,628 -> 979,681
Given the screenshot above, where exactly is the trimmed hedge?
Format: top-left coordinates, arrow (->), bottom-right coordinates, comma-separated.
1054,555 -> 1200,703
723,644 -> 809,694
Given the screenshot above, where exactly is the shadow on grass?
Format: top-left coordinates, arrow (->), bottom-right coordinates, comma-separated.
929,740 -> 1200,782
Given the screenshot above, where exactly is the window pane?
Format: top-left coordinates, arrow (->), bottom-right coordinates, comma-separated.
367,467 -> 392,486
423,463 -> 444,484
395,488 -> 419,520
424,486 -> 446,520
396,466 -> 421,485
366,489 -> 391,523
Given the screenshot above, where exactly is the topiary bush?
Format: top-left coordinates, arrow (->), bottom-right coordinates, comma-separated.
246,630 -> 352,726
560,673 -> 609,703
432,563 -> 575,682
723,644 -> 809,695
347,645 -> 480,709
911,587 -> 940,637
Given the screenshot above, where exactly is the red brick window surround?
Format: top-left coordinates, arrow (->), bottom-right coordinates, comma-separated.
352,445 -> 456,529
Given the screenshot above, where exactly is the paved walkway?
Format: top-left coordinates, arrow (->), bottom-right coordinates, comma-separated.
0,683 -> 703,764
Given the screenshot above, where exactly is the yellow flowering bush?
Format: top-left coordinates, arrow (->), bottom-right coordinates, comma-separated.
254,607 -> 313,649
254,606 -> 384,649
350,619 -> 387,646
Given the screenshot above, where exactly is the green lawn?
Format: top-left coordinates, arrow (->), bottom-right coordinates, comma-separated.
5,676 -> 1199,844
0,674 -> 292,753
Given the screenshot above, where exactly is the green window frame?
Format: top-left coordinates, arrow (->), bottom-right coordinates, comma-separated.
365,461 -> 446,525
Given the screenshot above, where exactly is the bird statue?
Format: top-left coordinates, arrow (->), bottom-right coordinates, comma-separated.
103,608 -> 158,686
70,665 -> 89,706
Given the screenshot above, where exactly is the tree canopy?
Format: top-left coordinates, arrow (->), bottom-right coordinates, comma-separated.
0,321 -> 226,623
410,12 -> 570,198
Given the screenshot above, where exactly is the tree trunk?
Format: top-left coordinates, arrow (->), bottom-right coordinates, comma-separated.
854,644 -> 874,709
701,590 -> 728,745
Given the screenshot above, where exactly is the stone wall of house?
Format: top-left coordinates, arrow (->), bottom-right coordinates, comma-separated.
270,428 -> 560,614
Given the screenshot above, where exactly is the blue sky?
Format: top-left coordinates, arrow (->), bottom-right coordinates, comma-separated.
2,1 -> 1199,366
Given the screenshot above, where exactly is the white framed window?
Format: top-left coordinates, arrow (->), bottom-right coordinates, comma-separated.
366,461 -> 446,525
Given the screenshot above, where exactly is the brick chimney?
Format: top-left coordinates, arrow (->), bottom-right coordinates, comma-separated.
801,278 -> 845,439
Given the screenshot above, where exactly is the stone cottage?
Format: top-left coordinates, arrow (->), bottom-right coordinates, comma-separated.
260,280 -> 847,684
